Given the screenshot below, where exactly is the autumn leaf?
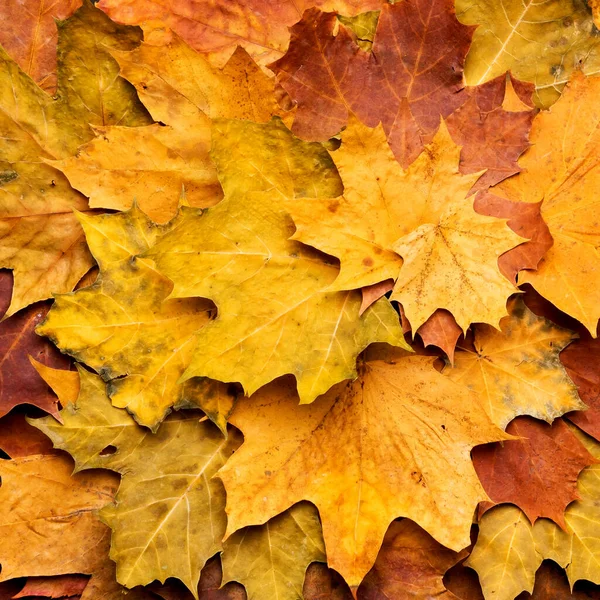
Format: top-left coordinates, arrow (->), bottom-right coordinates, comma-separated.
492,73 -> 600,335
0,0 -> 150,316
303,564 -> 352,600
444,296 -> 584,429
146,119 -> 406,402
468,427 -> 600,600
473,417 -> 595,526
357,519 -> 467,599
457,0 -> 600,107
51,36 -> 290,223
13,575 -> 89,599
287,118 -> 524,333
31,366 -> 242,597
0,410 -> 57,458
216,348 -> 508,589
95,0 -> 382,68
0,272 -> 71,419
0,0 -> 81,93
221,503 -> 326,600
561,335 -> 600,441
36,206 -> 225,431
0,452 -> 118,582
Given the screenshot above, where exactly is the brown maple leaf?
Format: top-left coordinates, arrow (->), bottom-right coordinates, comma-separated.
474,417 -> 596,527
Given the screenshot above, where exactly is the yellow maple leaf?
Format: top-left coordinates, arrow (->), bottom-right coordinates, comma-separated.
494,72 -> 600,335
37,206 -> 218,431
445,296 -> 585,429
216,347 -> 509,589
286,117 -> 525,333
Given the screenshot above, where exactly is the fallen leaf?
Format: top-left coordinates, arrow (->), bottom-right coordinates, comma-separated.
0,453 -> 118,582
52,37 -> 289,223
222,503 -> 326,600
457,0 -> 600,107
473,417 -> 595,527
446,75 -> 535,192
0,410 -> 56,458
357,519 -> 467,599
494,73 -> 600,335
30,358 -> 80,406
0,0 -> 81,93
561,336 -> 600,441
338,10 -> 380,51
0,298 -> 71,419
13,575 -> 89,599
468,427 -> 600,599
303,563 -> 353,600
96,0 -> 382,68
359,280 -> 394,316
37,206 -> 218,431
416,310 -> 463,364
0,1 -> 150,316
445,296 -> 584,429
147,124 -> 407,402
31,367 -> 242,597
216,349 -> 508,589
287,119 -> 524,333
473,194 -> 553,284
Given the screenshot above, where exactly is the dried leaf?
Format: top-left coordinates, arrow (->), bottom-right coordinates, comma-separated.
474,417 -> 595,526
217,349 -> 508,589
357,519 -> 467,599
445,296 -> 584,429
31,367 -> 242,597
303,563 -> 352,600
221,503 -> 326,600
458,0 -> 600,107
36,207 -> 217,431
14,575 -> 89,599
495,72 -> 600,335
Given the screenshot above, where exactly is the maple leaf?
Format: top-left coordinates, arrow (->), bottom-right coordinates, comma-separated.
36,206 -> 228,431
270,0 -> 471,151
357,519 -> 467,599
216,348 -> 508,589
31,367 -> 242,597
561,335 -> 600,441
13,575 -> 89,599
147,191 -> 407,403
457,0 -> 600,107
287,118 -> 524,333
51,36 -> 290,223
221,503 -> 326,600
0,272 -> 71,419
0,1 -> 151,316
0,410 -> 56,458
494,72 -> 600,335
473,416 -> 596,527
0,452 -> 118,582
444,296 -> 584,429
303,564 -> 353,600
95,0 -> 382,68
468,427 -> 600,600
0,0 -> 81,93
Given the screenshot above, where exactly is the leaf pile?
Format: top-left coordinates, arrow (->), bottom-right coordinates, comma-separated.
1,1 -> 600,599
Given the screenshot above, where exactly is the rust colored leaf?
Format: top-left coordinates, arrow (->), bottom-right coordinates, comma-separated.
562,336 -> 600,442
271,0 -> 473,162
0,0 -> 81,93
303,563 -> 353,600
96,0 -> 381,68
0,274 -> 71,418
416,310 -> 463,364
359,279 -> 394,315
14,575 -> 89,598
474,193 -> 553,284
444,561 -> 485,600
358,519 -> 467,599
524,560 -> 600,599
474,417 -> 596,527
0,411 -> 56,458
446,76 -> 536,192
